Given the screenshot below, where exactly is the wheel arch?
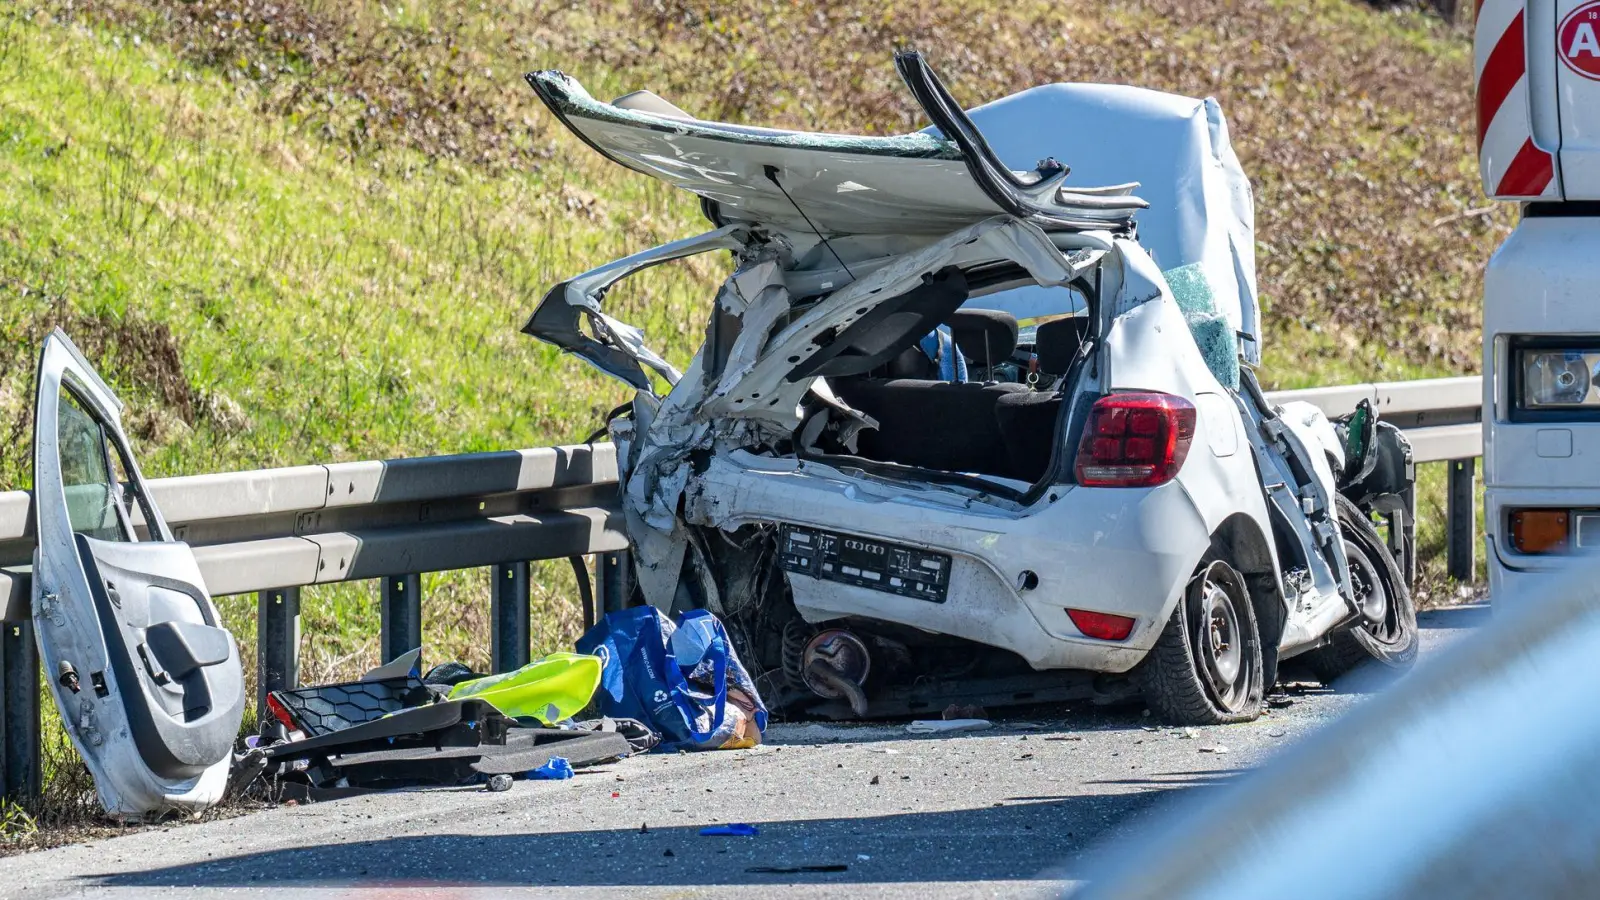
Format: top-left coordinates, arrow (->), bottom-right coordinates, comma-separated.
1208,512 -> 1287,685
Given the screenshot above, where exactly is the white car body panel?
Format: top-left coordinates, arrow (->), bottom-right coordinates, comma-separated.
1483,216 -> 1600,595
1479,2 -> 1600,595
32,332 -> 243,817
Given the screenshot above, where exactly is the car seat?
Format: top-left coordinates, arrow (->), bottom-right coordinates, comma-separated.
947,309 -> 1019,378
992,316 -> 1089,482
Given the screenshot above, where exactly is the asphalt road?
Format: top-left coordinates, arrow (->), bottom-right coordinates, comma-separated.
3,604 -> 1488,900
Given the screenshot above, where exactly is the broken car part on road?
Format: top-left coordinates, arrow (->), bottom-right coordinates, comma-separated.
524,51 -> 1419,726
254,648 -> 633,794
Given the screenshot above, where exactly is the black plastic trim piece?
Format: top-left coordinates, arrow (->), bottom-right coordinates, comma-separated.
793,446 -> 1028,503
1524,201 -> 1600,218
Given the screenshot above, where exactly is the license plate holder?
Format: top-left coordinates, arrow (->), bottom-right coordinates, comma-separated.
777,525 -> 950,603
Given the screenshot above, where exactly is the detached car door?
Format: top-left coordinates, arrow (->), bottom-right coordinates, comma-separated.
31,330 -> 243,817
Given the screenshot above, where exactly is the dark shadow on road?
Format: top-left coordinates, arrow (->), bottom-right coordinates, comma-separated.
1077,769 -> 1246,788
81,790 -> 1191,889
1417,603 -> 1490,630
764,705 -> 1167,748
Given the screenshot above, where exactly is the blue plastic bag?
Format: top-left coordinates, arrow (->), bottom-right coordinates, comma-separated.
576,607 -> 767,752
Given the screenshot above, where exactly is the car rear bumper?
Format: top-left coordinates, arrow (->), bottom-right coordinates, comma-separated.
690,453 -> 1211,673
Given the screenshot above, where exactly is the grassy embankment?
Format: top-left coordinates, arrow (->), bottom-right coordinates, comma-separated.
0,0 -> 1498,834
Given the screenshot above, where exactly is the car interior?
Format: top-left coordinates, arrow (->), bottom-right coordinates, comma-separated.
813,290 -> 1091,486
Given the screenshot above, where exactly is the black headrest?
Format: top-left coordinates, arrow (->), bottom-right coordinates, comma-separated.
1034,316 -> 1088,374
947,308 -> 1018,368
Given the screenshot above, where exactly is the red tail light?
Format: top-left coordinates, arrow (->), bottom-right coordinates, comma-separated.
1067,608 -> 1137,641
265,693 -> 296,731
1074,392 -> 1197,487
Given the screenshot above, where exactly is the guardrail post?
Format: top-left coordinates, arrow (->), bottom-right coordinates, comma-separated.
2,619 -> 40,806
380,574 -> 423,664
257,587 -> 300,721
599,550 -> 632,616
1447,458 -> 1477,581
491,562 -> 531,673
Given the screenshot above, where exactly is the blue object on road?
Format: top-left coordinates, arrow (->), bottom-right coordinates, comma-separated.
699,823 -> 759,836
576,607 -> 767,752
530,756 -> 574,780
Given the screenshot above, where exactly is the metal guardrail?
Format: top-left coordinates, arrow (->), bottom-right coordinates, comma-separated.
0,378 -> 1486,805
0,442 -> 631,803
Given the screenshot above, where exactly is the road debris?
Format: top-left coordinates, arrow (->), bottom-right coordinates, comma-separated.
1199,745 -> 1231,754
530,757 -> 575,780
747,864 -> 848,874
256,650 -> 631,794
907,719 -> 992,734
578,607 -> 768,751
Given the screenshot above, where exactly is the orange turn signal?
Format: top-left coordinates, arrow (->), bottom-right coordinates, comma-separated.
1510,509 -> 1570,554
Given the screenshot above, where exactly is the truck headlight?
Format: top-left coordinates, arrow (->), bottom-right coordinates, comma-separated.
1520,348 -> 1600,408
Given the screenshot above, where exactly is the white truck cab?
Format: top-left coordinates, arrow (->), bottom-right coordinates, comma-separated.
1481,0 -> 1600,594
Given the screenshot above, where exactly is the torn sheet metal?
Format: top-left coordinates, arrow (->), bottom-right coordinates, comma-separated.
523,225 -> 748,392
610,216 -> 1096,608
697,216 -> 1089,423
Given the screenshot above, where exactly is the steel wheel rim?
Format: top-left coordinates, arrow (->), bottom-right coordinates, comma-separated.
1194,567 -> 1253,712
1345,539 -> 1404,645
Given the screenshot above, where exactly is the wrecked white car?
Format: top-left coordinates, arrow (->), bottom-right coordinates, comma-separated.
524,53 -> 1419,724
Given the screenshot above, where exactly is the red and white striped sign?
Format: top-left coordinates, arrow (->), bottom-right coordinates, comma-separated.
1477,0 -> 1562,199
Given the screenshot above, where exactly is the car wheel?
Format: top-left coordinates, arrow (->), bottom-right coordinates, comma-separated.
1304,496 -> 1419,683
1140,556 -> 1266,725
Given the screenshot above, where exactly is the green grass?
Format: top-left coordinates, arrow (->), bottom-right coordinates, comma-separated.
0,0 -> 1497,833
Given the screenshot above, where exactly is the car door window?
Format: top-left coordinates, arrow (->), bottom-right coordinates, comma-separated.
57,386 -> 132,543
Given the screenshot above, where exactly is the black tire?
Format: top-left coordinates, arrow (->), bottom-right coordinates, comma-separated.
1304,495 -> 1419,683
1139,556 -> 1266,725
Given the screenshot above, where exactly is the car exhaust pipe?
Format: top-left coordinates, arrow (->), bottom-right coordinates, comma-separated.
800,629 -> 872,717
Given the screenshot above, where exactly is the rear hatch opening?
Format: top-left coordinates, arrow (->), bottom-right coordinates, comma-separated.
791,270 -> 1103,503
